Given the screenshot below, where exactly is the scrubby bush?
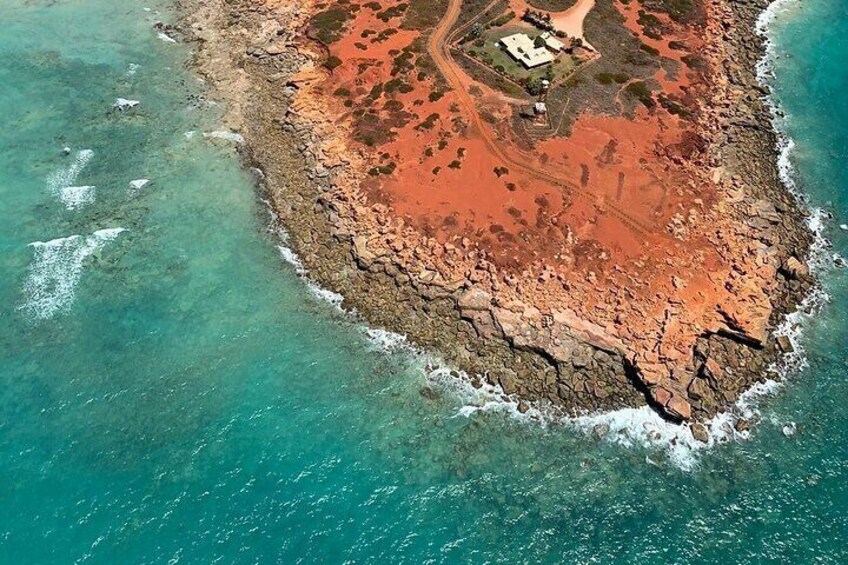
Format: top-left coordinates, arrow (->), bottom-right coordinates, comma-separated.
310,7 -> 350,45
489,11 -> 516,27
624,81 -> 655,107
640,43 -> 660,56
324,55 -> 343,70
681,54 -> 706,70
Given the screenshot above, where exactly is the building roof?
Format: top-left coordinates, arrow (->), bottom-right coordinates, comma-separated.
499,33 -> 555,69
540,32 -> 565,53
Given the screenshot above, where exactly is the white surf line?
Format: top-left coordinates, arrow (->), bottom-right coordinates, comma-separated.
157,32 -> 177,44
262,196 -> 750,472
58,185 -> 96,211
47,149 -> 96,210
273,224 -> 345,311
19,228 -> 127,321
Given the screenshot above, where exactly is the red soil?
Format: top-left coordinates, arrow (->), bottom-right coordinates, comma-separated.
288,0 -> 780,418
307,0 -> 723,299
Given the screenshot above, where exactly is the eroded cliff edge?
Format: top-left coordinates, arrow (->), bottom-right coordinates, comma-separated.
175,0 -> 814,432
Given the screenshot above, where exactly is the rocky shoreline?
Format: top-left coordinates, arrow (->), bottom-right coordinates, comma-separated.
174,0 -> 814,434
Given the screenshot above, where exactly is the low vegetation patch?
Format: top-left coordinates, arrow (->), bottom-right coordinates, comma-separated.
658,93 -> 691,118
640,43 -> 660,57
416,112 -> 441,130
324,55 -> 343,70
402,0 -> 449,30
595,72 -> 630,85
681,53 -> 707,71
636,10 -> 667,40
641,0 -> 702,24
526,0 -> 577,11
309,5 -> 352,46
624,80 -> 655,108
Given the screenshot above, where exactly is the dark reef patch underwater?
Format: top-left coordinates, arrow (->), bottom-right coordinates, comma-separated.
0,0 -> 846,562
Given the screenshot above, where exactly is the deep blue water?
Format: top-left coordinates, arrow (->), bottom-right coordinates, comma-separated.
1,0 -> 846,562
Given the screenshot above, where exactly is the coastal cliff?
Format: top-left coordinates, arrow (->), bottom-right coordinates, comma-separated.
175,0 -> 814,433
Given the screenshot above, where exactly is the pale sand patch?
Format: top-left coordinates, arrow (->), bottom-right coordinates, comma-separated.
552,0 -> 596,42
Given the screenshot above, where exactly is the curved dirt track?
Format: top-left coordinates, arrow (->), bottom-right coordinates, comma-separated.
427,0 -> 656,237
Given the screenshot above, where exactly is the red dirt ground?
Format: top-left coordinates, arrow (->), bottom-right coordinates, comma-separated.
288,0 -> 779,417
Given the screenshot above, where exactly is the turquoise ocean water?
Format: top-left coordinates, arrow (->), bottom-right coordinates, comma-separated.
1,0 -> 846,562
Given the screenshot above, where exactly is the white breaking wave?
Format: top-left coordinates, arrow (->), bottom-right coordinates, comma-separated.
19,228 -> 126,321
755,0 -> 799,38
276,243 -> 344,310
756,0 -> 834,365
258,26 -> 831,465
157,32 -> 177,44
305,283 -> 344,309
58,186 -> 96,210
47,149 -> 95,209
47,149 -> 93,192
277,245 -> 306,275
125,63 -> 140,78
364,328 -> 409,351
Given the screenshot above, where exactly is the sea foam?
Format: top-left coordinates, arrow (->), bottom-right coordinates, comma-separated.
47,150 -> 96,210
157,32 -> 177,44
47,149 -> 93,191
58,185 -> 96,210
276,244 -> 345,309
19,228 -> 126,321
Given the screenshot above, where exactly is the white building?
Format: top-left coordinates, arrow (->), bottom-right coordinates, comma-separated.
499,33 -> 554,69
540,32 -> 565,53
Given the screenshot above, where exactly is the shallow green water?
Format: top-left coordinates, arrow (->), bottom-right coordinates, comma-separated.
1,0 -> 846,562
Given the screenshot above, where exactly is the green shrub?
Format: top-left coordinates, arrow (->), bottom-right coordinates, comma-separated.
310,7 -> 351,46
324,55 -> 343,70
640,43 -> 660,57
681,54 -> 706,70
624,81 -> 655,107
429,91 -> 445,103
490,11 -> 516,27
